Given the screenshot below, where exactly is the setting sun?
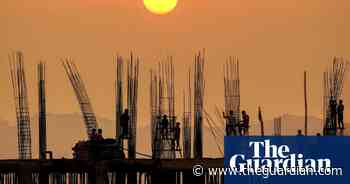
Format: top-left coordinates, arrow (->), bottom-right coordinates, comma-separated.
143,0 -> 178,15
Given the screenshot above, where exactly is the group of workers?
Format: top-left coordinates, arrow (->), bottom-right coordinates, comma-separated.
223,110 -> 250,136
90,100 -> 345,143
329,99 -> 345,129
89,128 -> 104,141
119,110 -> 182,149
159,115 -> 181,150
295,99 -> 345,136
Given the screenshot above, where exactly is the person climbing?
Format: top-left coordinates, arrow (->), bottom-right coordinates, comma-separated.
96,129 -> 104,141
330,98 -> 338,129
223,110 -> 237,136
161,115 -> 169,138
241,111 -> 250,135
338,100 -> 345,129
174,122 -> 181,149
90,128 -> 97,140
120,109 -> 130,138
297,129 -> 303,136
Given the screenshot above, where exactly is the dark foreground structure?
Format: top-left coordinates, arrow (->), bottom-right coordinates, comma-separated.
0,158 -> 223,184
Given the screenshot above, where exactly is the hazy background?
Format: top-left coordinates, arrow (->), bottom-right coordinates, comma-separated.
1,0 -> 350,158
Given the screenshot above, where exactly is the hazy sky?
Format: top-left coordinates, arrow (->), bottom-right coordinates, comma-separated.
1,0 -> 350,130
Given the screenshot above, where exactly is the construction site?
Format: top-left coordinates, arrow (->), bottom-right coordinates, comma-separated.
0,50 -> 349,184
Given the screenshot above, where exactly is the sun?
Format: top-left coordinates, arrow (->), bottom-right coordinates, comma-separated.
143,0 -> 178,15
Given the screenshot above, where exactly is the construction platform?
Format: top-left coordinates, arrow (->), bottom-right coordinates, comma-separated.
0,158 -> 224,184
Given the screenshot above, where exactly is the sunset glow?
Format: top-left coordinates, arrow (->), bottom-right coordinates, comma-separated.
143,0 -> 178,15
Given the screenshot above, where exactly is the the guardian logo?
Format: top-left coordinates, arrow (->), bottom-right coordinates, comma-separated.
230,139 -> 332,171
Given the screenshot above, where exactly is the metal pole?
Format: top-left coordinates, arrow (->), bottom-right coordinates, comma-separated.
304,71 -> 308,136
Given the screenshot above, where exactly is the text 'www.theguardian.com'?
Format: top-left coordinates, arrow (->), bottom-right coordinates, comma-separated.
193,164 -> 343,178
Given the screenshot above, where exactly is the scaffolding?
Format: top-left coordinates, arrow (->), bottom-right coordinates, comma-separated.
62,59 -> 98,137
150,57 -> 179,159
193,51 -> 205,159
38,62 -> 47,160
323,57 -> 349,135
9,51 -> 32,159
223,57 -> 240,136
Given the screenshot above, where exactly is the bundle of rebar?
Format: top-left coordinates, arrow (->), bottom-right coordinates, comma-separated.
62,59 -> 98,137
193,51 -> 205,159
9,51 -> 32,159
115,56 -> 124,140
158,57 -> 175,117
38,61 -> 47,160
223,57 -> 240,136
150,57 -> 176,159
273,117 -> 282,136
150,69 -> 159,158
126,54 -> 139,159
182,70 -> 192,159
323,57 -> 349,132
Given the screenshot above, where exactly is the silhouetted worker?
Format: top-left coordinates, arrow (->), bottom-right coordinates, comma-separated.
338,100 -> 345,129
97,129 -> 104,141
297,129 -> 303,136
120,109 -> 130,138
241,111 -> 250,135
161,115 -> 169,138
174,122 -> 181,149
90,128 -> 97,140
223,111 -> 237,136
330,99 -> 338,129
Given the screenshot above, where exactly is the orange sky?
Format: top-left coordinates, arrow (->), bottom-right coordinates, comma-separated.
1,0 -> 350,130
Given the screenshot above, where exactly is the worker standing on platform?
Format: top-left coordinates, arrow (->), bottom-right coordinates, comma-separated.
120,109 -> 130,138
174,122 -> 181,149
338,100 -> 345,129
97,129 -> 104,141
330,99 -> 338,129
90,128 -> 97,140
161,115 -> 169,138
223,111 -> 237,136
241,111 -> 250,135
